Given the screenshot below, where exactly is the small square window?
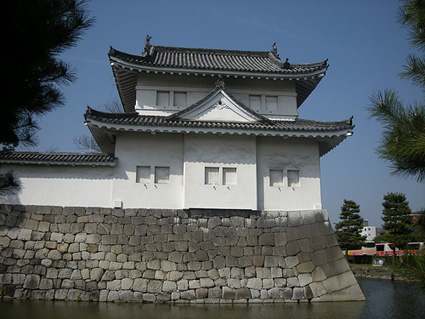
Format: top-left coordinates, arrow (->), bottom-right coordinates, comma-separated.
174,92 -> 187,107
265,96 -> 278,111
270,169 -> 283,187
223,167 -> 237,185
136,166 -> 150,183
249,95 -> 261,110
157,91 -> 169,106
288,170 -> 300,187
205,167 -> 219,185
155,166 -> 170,184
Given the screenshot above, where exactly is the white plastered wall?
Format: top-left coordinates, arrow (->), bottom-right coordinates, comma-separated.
111,132 -> 184,209
183,134 -> 257,210
256,137 -> 322,211
0,135 -> 323,212
0,165 -> 113,207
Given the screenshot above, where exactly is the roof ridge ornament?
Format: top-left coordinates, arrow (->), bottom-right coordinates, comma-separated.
283,58 -> 290,69
272,42 -> 280,59
215,79 -> 225,89
142,34 -> 152,57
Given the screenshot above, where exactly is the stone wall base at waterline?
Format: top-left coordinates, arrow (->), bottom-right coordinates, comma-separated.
0,205 -> 365,302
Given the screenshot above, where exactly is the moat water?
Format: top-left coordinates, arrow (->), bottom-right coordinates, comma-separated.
1,279 -> 424,319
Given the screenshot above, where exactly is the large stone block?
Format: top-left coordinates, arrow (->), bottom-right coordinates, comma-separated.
86,234 -> 101,244
147,280 -> 163,293
285,256 -> 299,268
258,233 -> 274,245
297,261 -> 315,273
222,287 -> 236,299
230,246 -> 244,257
90,268 -> 104,281
162,280 -> 177,293
309,281 -> 327,298
238,256 -> 252,268
252,255 -> 264,267
208,286 -> 221,298
181,290 -> 196,300
264,256 -> 280,267
133,278 -> 148,292
287,211 -> 303,227
23,274 -> 40,289
268,287 -> 280,299
298,273 -> 313,287
292,287 -> 305,300
200,278 -> 214,288
286,241 -> 301,255
195,287 -> 208,299
235,287 -> 251,299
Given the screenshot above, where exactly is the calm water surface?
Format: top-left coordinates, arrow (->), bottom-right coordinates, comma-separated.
1,279 -> 424,319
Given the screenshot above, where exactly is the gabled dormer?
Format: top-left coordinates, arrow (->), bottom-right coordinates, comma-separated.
168,81 -> 272,124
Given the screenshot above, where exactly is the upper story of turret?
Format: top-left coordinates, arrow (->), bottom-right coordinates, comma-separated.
108,36 -> 329,120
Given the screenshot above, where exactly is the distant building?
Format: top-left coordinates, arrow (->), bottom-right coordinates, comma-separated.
361,220 -> 384,242
412,211 -> 424,224
361,226 -> 378,242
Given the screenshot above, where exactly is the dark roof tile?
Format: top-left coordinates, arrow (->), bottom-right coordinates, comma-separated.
0,151 -> 117,166
85,107 -> 354,133
109,46 -> 328,75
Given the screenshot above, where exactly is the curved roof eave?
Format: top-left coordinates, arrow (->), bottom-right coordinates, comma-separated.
87,120 -> 350,157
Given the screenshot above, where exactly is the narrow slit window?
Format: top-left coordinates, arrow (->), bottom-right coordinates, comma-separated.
223,167 -> 237,185
155,166 -> 170,184
288,170 -> 300,187
205,167 -> 219,185
270,169 -> 283,187
136,166 -> 150,183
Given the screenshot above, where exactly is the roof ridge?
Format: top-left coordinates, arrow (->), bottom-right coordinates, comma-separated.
0,150 -> 114,156
0,151 -> 117,166
152,45 -> 273,57
109,46 -> 329,69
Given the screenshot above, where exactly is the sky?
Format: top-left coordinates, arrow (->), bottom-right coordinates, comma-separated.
26,0 -> 425,227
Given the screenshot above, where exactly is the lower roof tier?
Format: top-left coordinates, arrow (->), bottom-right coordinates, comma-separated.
84,107 -> 354,157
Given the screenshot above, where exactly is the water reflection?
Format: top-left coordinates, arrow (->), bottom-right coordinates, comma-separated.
1,279 -> 424,319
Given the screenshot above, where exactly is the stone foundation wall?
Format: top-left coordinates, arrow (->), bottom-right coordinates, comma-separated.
0,205 -> 364,303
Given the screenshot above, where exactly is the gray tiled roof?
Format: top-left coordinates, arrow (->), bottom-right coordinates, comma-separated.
0,151 -> 117,166
109,46 -> 328,75
85,107 -> 354,133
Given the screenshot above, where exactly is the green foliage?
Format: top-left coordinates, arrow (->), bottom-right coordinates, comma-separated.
2,0 -> 94,148
399,0 -> 425,89
379,193 -> 414,250
368,90 -> 425,182
413,210 -> 425,241
400,252 -> 425,287
368,0 -> 425,182
334,199 -> 366,251
0,170 -> 21,196
369,89 -> 425,180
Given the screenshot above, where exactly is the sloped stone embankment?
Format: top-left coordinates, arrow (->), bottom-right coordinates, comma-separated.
0,205 -> 364,303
